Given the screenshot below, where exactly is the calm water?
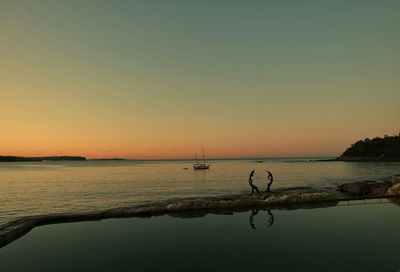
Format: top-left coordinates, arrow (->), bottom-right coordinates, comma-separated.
0,159 -> 399,226
1,200 -> 399,271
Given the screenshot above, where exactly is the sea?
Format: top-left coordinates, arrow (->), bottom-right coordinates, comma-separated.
0,158 -> 399,226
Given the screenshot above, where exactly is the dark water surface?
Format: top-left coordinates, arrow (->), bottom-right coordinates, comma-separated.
1,200 -> 399,272
1,159 -> 399,226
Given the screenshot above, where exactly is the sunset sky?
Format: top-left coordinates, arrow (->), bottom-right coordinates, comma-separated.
1,1 -> 399,159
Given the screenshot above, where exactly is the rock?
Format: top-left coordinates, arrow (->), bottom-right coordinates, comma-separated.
385,184 -> 400,196
287,194 -> 301,203
338,181 -> 373,194
274,195 -> 291,203
300,192 -> 333,202
338,180 -> 391,196
370,187 -> 388,197
392,175 -> 400,185
300,193 -> 313,202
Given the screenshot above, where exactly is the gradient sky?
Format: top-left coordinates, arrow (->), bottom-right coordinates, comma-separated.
1,0 -> 399,159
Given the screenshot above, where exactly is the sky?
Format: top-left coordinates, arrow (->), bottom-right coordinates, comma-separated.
1,0 -> 399,159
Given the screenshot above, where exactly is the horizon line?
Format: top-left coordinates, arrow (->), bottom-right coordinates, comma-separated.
0,154 -> 338,161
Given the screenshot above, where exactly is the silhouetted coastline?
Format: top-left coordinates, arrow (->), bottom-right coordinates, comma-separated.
336,135 -> 400,162
0,156 -> 86,162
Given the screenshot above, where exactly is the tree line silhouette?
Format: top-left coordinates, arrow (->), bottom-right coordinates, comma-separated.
337,134 -> 400,161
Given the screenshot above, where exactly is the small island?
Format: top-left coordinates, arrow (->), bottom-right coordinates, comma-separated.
336,135 -> 400,162
0,156 -> 86,162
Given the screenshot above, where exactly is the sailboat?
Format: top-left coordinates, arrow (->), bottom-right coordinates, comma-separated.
193,146 -> 210,170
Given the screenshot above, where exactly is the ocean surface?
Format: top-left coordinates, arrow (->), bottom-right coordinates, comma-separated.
1,158 -> 399,226
1,200 -> 399,271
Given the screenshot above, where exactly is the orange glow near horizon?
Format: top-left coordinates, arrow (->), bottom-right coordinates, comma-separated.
1,120 -> 396,159
1,2 -> 399,159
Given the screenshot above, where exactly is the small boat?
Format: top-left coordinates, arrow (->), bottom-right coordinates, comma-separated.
193,162 -> 209,170
193,147 -> 210,170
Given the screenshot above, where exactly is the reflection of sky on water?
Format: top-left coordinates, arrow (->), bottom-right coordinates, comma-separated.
0,159 -> 399,226
1,201 -> 399,271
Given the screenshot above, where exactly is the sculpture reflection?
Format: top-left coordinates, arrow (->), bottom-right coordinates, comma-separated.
249,209 -> 274,229
267,209 -> 274,227
249,209 -> 259,229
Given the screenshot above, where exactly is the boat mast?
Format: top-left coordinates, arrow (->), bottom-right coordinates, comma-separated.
202,146 -> 205,162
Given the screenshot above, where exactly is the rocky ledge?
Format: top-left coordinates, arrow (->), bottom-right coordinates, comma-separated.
1,182 -> 399,249
338,176 -> 400,197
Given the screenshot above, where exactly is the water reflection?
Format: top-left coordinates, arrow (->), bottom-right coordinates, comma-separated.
249,210 -> 258,229
389,197 -> 400,207
267,209 -> 274,227
3,201 -> 400,272
193,168 -> 207,182
249,209 -> 274,230
1,159 -> 400,226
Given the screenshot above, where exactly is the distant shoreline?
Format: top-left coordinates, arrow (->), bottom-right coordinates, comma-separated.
335,157 -> 400,162
1,156 -> 399,163
0,156 -> 336,162
0,156 -> 86,162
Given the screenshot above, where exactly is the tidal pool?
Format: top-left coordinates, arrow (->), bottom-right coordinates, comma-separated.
1,199 -> 399,272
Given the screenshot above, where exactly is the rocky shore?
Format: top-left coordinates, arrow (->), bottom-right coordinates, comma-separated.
1,179 -> 399,249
